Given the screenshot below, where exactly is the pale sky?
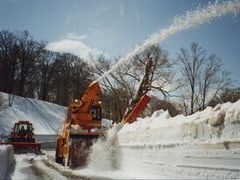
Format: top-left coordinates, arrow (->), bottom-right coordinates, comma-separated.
0,0 -> 240,86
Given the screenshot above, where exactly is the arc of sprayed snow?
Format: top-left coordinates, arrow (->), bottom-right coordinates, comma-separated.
97,0 -> 240,82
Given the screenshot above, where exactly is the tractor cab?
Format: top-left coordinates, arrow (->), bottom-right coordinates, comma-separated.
0,120 -> 41,154
10,121 -> 35,142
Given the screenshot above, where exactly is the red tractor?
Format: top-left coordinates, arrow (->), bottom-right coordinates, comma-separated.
0,120 -> 41,153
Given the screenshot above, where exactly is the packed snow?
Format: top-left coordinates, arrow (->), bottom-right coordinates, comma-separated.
1,93 -> 240,179
0,145 -> 15,179
0,92 -> 66,134
30,100 -> 240,179
86,100 -> 240,179
10,153 -> 67,180
118,100 -> 240,146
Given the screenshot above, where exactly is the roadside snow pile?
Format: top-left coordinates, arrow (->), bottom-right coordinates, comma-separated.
116,100 -> 240,178
88,100 -> 240,179
0,145 -> 15,179
118,100 -> 240,145
0,92 -> 66,134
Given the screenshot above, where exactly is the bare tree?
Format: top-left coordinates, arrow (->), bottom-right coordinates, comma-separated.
16,31 -> 45,97
122,58 -> 156,120
199,55 -> 230,110
177,42 -> 204,114
51,53 -> 75,105
146,95 -> 180,117
0,29 -> 95,107
37,50 -> 56,101
50,53 -> 93,106
122,45 -> 173,97
209,87 -> 240,107
92,45 -> 173,121
92,55 -> 131,121
70,57 -> 93,99
0,30 -> 19,106
121,46 -> 173,120
177,42 -> 231,114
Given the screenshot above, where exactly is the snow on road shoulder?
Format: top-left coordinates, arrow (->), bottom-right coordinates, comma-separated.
118,100 -> 240,146
11,153 -> 67,180
32,158 -> 67,180
42,152 -> 171,180
10,154 -> 40,180
116,100 -> 240,179
87,100 -> 240,179
0,145 -> 15,179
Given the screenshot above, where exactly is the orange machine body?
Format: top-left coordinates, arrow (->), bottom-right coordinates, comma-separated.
55,80 -> 151,167
122,95 -> 150,124
55,81 -> 103,167
69,81 -> 102,130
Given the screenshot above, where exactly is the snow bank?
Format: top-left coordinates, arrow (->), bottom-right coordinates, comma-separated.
39,100 -> 240,179
87,100 -> 240,179
118,100 -> 240,145
116,100 -> 240,178
0,145 -> 15,179
0,92 -> 66,134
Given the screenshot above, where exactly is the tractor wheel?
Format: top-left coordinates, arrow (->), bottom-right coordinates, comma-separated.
55,144 -> 63,164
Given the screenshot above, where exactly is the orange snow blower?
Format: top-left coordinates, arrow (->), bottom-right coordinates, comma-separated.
55,80 -> 150,167
55,81 -> 103,167
0,120 -> 41,153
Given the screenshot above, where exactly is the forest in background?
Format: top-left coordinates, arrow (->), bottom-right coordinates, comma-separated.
0,30 -> 240,122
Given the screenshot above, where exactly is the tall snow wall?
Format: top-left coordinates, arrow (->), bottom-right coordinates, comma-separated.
89,100 -> 240,179
116,100 -> 240,178
0,145 -> 15,179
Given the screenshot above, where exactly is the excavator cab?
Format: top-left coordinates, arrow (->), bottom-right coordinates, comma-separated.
90,103 -> 102,121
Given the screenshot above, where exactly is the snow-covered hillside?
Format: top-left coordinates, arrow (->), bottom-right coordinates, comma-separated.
0,92 -> 66,134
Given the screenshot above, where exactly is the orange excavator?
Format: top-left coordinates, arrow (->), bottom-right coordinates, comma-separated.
0,120 -> 41,153
55,81 -> 150,167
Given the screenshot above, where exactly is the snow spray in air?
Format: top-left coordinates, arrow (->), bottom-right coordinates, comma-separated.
87,124 -> 123,171
97,0 -> 240,81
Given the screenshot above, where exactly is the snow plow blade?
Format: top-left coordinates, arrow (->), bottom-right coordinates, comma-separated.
0,142 -> 41,154
0,120 -> 41,154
